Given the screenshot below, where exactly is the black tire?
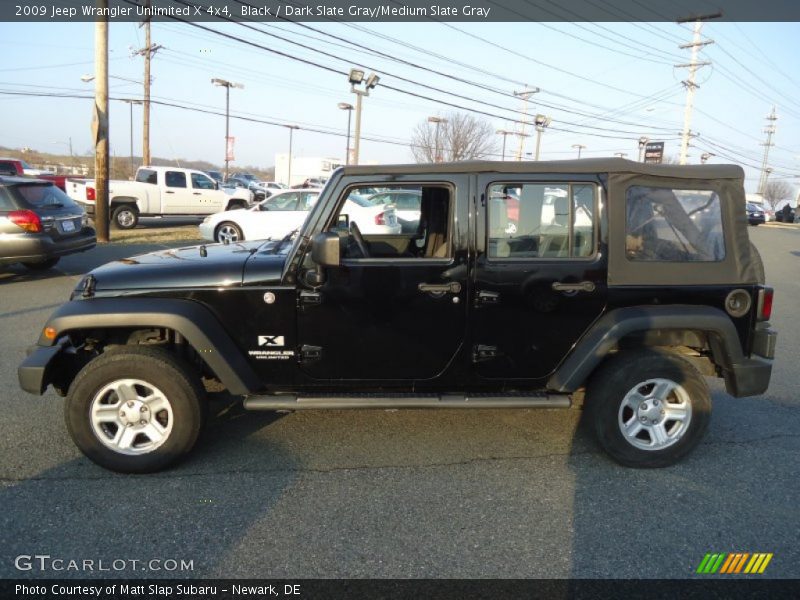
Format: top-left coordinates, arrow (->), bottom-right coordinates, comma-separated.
214,221 -> 244,243
22,257 -> 59,270
111,204 -> 139,230
586,349 -> 711,468
65,346 -> 205,473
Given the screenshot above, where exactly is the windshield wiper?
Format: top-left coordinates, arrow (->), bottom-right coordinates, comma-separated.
269,228 -> 299,254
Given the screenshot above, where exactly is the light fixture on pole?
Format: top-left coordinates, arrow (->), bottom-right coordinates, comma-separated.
348,68 -> 379,165
533,114 -> 551,161
285,125 -> 300,187
496,129 -> 513,161
614,152 -> 628,158
338,102 -> 354,165
700,152 -> 715,164
428,116 -> 447,162
572,144 -> 586,159
211,78 -> 244,180
638,136 -> 649,162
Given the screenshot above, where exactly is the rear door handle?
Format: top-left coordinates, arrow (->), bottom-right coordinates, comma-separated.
193,192 -> 201,195
552,281 -> 596,293
165,190 -> 175,194
418,282 -> 462,294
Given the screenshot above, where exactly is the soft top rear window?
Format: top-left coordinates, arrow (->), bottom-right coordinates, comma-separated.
11,183 -> 78,209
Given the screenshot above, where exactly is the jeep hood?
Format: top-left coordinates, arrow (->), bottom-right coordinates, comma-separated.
84,240 -> 285,291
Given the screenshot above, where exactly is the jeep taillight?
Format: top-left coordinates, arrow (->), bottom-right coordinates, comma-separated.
757,287 -> 774,321
8,210 -> 42,233
374,211 -> 386,226
85,186 -> 96,201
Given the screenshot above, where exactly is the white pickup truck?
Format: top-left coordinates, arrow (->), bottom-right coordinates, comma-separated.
65,166 -> 253,229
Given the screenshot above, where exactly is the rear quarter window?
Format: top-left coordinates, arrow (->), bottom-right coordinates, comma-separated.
626,186 -> 725,262
11,183 -> 79,209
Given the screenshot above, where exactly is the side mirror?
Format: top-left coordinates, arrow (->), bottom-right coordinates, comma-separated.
214,181 -> 219,190
311,231 -> 341,267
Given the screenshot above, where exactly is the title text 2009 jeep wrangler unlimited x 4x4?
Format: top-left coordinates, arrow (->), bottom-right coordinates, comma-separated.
18,159 -> 776,473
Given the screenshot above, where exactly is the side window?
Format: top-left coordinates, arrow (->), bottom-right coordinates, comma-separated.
165,171 -> 187,188
0,161 -> 17,176
328,184 -> 450,259
191,173 -> 215,190
626,186 -> 725,262
299,193 -> 318,211
262,193 -> 299,211
487,183 -> 596,259
136,169 -> 157,184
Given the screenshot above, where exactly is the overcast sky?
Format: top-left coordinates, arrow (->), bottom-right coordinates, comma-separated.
1,18 -> 799,192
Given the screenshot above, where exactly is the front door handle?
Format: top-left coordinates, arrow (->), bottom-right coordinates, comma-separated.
418,282 -> 462,294
193,192 -> 201,195
165,190 -> 175,194
552,281 -> 596,293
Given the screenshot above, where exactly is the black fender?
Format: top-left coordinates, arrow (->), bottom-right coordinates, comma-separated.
21,298 -> 261,396
547,305 -> 772,398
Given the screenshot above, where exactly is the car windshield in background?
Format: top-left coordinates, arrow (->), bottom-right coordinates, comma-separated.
12,183 -> 78,209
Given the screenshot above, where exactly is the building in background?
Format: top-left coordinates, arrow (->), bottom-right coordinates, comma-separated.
274,155 -> 344,187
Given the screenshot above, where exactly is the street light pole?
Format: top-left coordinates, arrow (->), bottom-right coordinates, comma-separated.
496,129 -> 512,161
348,68 -> 380,166
638,136 -> 649,162
533,114 -> 551,161
211,78 -> 244,180
338,102 -> 353,165
121,99 -> 142,176
572,144 -> 586,158
286,125 -> 299,186
428,116 -> 446,162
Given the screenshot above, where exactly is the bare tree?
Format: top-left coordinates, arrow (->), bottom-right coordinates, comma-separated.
410,112 -> 496,163
763,180 -> 795,211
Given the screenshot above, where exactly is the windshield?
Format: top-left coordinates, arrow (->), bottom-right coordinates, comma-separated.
12,182 -> 78,209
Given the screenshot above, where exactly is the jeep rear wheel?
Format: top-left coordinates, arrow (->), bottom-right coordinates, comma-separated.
65,346 -> 204,473
586,350 -> 711,468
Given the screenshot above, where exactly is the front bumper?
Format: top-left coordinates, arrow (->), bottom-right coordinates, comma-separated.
198,220 -> 216,241
18,338 -> 68,395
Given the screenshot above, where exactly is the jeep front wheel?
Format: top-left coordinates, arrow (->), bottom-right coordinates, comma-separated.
586,350 -> 711,468
65,346 -> 204,473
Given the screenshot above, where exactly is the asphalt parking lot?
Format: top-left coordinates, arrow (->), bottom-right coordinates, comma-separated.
0,224 -> 798,579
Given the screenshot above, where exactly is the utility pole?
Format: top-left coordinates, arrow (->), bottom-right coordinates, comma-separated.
513,86 -> 539,161
286,125 -> 299,186
428,116 -> 446,162
137,1 -> 161,167
676,14 -> 718,164
757,106 -> 778,194
93,0 -> 110,242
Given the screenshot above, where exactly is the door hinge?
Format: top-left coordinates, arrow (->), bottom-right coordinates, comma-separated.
475,290 -> 500,305
299,290 -> 322,307
300,344 -> 322,361
472,344 -> 498,362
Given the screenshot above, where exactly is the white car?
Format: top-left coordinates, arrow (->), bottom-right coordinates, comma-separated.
255,181 -> 287,194
199,190 -> 401,243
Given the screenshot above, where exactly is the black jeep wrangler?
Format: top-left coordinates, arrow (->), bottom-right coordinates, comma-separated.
18,159 -> 777,473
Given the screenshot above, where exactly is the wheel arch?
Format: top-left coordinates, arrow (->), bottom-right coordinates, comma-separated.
547,305 -> 744,395
24,298 -> 261,397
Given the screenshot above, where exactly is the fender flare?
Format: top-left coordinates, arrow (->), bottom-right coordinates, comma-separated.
547,305 -> 744,393
35,298 -> 261,396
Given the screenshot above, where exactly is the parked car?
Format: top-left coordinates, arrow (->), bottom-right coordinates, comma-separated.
775,204 -> 796,223
200,190 -> 321,243
368,189 -> 422,233
226,174 -> 267,201
199,189 -> 400,243
205,170 -> 224,184
18,161 -> 775,473
66,167 -> 253,229
1,177 -> 96,270
254,181 -> 287,197
298,177 -> 328,189
746,202 -> 765,226
0,157 -> 53,177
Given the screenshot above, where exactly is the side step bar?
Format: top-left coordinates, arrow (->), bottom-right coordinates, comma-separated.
243,394 -> 572,411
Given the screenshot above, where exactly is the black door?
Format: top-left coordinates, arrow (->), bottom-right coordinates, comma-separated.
471,175 -> 608,382
296,177 -> 469,382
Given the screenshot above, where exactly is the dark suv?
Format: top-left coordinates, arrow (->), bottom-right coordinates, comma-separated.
18,160 -> 776,473
1,177 -> 96,270
227,173 -> 266,201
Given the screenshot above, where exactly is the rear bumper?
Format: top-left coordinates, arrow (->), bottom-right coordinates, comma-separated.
0,228 -> 96,263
